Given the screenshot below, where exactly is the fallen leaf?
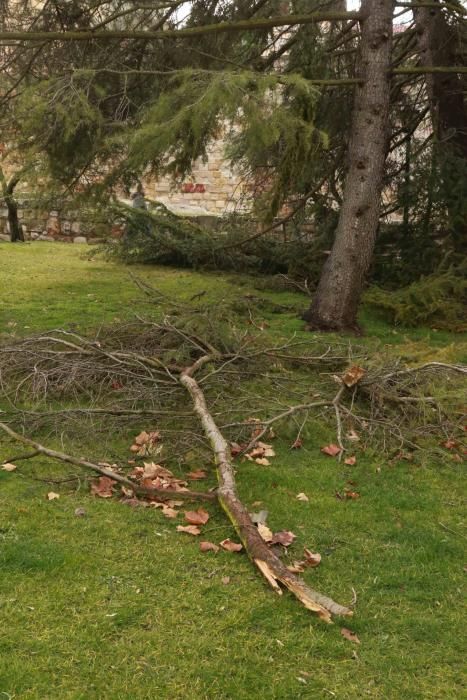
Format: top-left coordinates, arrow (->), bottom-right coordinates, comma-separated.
121,486 -> 134,497
287,561 -> 306,573
200,541 -> 219,553
220,539 -> 243,552
321,444 -> 342,457
250,509 -> 269,525
177,525 -> 201,536
184,508 -> 210,526
255,457 -> 270,466
257,522 -> 273,543
341,627 -> 360,644
341,365 -> 365,387
161,505 -> 178,519
230,442 -> 243,457
344,490 -> 360,500
221,576 -> 231,585
296,492 -> 309,502
74,507 -> 86,517
303,548 -> 321,567
90,476 -> 116,498
346,430 -> 360,442
442,439 -> 457,450
291,438 -> 303,449
1,463 -> 17,472
344,456 -> 357,466
186,470 -> 207,480
47,492 -> 60,501
270,530 -> 296,547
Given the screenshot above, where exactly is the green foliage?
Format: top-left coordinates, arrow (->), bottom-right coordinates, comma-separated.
17,77 -> 105,180
365,263 -> 467,329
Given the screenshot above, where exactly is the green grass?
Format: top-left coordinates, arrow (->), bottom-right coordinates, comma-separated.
0,243 -> 465,699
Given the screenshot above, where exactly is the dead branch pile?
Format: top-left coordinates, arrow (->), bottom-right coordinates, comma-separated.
0,299 -> 465,621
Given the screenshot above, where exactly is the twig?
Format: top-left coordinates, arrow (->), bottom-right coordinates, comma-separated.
0,422 -> 216,502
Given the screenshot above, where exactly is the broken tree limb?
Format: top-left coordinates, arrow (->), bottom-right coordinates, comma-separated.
179,359 -> 352,623
0,421 -> 216,503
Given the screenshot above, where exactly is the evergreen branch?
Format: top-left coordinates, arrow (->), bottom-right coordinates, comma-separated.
0,12 -> 363,43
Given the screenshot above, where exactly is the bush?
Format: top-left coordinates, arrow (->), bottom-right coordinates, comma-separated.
365,263 -> 467,329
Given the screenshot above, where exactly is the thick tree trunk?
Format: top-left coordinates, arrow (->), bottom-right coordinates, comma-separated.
413,2 -> 467,161
303,0 -> 394,331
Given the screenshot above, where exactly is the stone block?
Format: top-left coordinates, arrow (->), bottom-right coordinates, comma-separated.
73,236 -> 87,244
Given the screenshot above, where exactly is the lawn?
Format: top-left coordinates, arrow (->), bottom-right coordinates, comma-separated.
0,243 -> 465,699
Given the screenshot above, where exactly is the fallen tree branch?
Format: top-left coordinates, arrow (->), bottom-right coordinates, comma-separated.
0,422 -> 216,503
179,358 -> 352,623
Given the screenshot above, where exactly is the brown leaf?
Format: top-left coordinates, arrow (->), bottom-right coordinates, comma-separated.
46,491 -> 60,501
1,463 -> 17,472
90,476 -> 116,498
186,470 -> 207,480
177,525 -> 201,536
270,530 -> 296,547
341,627 -> 360,644
341,365 -> 365,387
161,505 -> 178,519
74,507 -> 86,517
321,443 -> 342,457
303,548 -> 321,567
287,561 -> 306,573
220,539 -> 243,552
121,486 -> 134,497
344,456 -> 357,466
344,490 -> 360,500
255,457 -> 270,466
257,522 -> 273,543
184,508 -> 210,526
296,492 -> 309,502
199,541 -> 219,553
442,439 -> 457,450
221,576 -> 231,585
346,430 -> 360,442
230,442 -> 243,457
291,438 -> 303,449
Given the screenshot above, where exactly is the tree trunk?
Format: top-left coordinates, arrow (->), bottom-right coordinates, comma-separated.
413,2 -> 467,161
303,0 -> 394,331
0,170 -> 23,242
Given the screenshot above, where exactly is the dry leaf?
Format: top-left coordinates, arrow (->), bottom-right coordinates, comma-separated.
200,541 -> 219,553
344,490 -> 360,500
255,457 -> 270,466
341,627 -> 360,644
90,476 -> 116,498
271,530 -> 296,547
121,486 -> 134,497
296,492 -> 309,502
344,456 -> 357,466
47,491 -> 60,501
186,470 -> 207,480
177,525 -> 201,536
74,507 -> 86,517
341,365 -> 365,387
257,522 -> 273,543
220,539 -> 243,552
321,444 -> 342,457
161,505 -> 178,519
291,438 -> 303,449
346,430 -> 360,442
221,576 -> 231,585
1,463 -> 17,472
303,548 -> 321,567
287,561 -> 306,573
184,508 -> 210,526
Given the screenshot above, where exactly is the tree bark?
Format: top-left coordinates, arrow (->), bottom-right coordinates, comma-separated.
413,2 -> 467,161
303,0 -> 394,331
179,359 -> 352,622
0,170 -> 23,242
